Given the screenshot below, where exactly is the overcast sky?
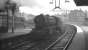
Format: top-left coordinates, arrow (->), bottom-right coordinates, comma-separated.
11,0 -> 88,15
12,0 -> 76,9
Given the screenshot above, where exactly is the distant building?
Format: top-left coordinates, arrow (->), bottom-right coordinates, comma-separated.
68,9 -> 86,25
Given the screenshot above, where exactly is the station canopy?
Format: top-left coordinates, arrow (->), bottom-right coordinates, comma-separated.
74,0 -> 88,6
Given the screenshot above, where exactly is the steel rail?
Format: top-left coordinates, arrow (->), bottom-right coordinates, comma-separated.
45,29 -> 76,50
63,31 -> 76,50
45,30 -> 69,50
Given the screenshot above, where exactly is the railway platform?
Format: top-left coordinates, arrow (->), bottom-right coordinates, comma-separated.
0,28 -> 32,39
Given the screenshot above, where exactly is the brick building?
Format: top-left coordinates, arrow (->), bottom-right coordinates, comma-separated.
68,9 -> 86,25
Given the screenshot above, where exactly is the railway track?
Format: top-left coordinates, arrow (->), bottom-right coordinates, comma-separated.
22,26 -> 76,50
1,31 -> 76,50
1,25 -> 77,50
1,34 -> 43,50
45,27 -> 76,50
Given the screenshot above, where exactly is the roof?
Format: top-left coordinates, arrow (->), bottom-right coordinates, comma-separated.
74,0 -> 88,6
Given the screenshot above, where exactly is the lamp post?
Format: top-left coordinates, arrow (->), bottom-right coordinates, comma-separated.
55,0 -> 61,9
5,0 -> 16,33
50,0 -> 61,9
65,0 -> 70,2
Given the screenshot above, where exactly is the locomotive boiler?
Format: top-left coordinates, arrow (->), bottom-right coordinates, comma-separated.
28,14 -> 77,41
28,14 -> 63,41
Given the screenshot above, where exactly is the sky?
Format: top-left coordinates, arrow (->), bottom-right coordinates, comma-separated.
12,0 -> 88,15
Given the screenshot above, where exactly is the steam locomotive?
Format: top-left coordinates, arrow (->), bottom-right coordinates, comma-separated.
28,14 -> 77,41
28,14 -> 62,41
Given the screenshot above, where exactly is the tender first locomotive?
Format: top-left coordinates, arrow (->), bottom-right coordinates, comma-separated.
28,14 -> 77,41
29,14 -> 63,41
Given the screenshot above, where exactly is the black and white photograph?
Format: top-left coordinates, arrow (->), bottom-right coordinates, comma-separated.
0,0 -> 88,50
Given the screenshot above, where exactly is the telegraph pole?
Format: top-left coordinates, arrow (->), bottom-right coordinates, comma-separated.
12,3 -> 16,33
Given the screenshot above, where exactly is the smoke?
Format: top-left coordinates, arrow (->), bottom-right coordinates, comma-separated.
11,0 -> 38,8
0,0 -> 7,9
71,24 -> 83,33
